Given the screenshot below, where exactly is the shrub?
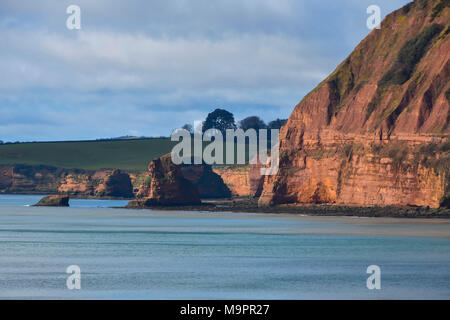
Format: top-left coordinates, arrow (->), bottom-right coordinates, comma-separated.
374,142 -> 410,170
365,100 -> 377,122
378,24 -> 444,88
387,145 -> 409,166
440,196 -> 450,209
402,2 -> 413,14
431,0 -> 450,20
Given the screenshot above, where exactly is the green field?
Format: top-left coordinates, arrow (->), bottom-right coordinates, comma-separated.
0,139 -> 176,172
0,136 -> 268,172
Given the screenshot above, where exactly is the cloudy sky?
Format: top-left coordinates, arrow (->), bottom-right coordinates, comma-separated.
0,0 -> 410,141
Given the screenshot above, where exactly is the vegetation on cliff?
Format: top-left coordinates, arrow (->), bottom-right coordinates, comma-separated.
378,23 -> 444,89
0,164 -> 135,199
259,0 -> 450,209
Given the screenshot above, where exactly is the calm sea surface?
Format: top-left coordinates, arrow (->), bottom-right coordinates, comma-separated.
0,194 -> 449,299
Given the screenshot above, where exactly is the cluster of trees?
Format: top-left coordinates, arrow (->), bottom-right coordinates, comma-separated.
179,108 -> 287,136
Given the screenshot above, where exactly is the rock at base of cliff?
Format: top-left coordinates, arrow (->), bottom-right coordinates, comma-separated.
99,169 -> 134,198
441,196 -> 450,209
135,154 -> 202,206
126,196 -> 202,208
34,195 -> 69,207
181,164 -> 231,199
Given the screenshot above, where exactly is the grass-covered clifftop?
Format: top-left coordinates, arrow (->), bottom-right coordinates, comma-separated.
0,138 -> 176,172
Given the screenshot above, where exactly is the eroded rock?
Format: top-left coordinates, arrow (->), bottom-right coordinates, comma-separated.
34,195 -> 69,207
181,164 -> 231,199
131,154 -> 201,206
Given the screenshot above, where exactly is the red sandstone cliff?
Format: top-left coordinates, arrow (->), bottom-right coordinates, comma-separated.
132,154 -> 201,206
0,164 -> 134,198
260,0 -> 450,208
213,165 -> 265,198
181,164 -> 231,198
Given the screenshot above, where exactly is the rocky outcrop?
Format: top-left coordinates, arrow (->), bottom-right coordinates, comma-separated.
0,164 -> 135,198
34,195 -> 69,207
181,164 -> 231,198
0,165 -> 13,190
57,168 -> 134,198
213,166 -> 251,196
260,0 -> 450,208
128,171 -> 149,194
57,170 -> 95,195
213,163 -> 266,198
0,164 -> 86,194
133,154 -> 201,206
95,169 -> 134,198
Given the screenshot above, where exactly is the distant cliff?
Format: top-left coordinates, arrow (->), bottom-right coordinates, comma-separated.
0,164 -> 134,198
260,0 -> 450,208
0,162 -> 238,200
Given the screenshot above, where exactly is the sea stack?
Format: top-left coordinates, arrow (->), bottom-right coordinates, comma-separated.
128,154 -> 201,207
34,195 -> 70,207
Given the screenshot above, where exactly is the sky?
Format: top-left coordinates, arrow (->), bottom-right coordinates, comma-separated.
0,0 -> 410,142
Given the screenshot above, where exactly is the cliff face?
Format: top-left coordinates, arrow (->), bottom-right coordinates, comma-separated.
135,154 -> 201,205
58,168 -> 133,198
96,169 -> 134,198
0,164 -> 134,198
181,164 -> 231,198
260,0 -> 450,208
0,164 -> 86,194
213,165 -> 265,197
213,166 -> 251,196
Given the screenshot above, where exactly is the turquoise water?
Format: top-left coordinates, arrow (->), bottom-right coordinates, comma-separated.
0,194 -> 129,208
0,194 -> 449,299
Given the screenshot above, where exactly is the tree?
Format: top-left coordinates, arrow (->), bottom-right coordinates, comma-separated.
238,116 -> 267,131
181,124 -> 193,134
202,108 -> 236,134
268,118 -> 287,130
267,118 -> 287,141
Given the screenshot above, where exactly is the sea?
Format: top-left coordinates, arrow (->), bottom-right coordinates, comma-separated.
0,194 -> 449,299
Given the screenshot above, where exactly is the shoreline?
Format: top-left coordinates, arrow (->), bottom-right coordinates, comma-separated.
2,193 -> 449,219
2,194 -> 450,237
125,197 -> 450,219
0,192 -> 134,201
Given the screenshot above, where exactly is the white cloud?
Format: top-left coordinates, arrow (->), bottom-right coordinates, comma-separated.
0,0 -> 411,141
0,29 -> 329,94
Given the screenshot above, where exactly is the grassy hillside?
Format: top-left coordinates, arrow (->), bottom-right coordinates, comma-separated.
0,139 -> 176,172
0,136 -> 269,172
